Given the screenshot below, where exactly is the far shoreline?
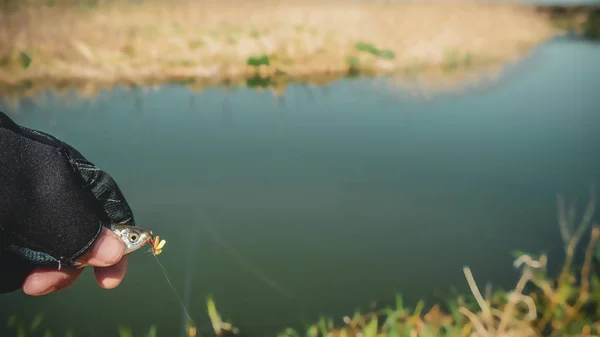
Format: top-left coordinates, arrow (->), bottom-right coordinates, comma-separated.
0,0 -> 567,99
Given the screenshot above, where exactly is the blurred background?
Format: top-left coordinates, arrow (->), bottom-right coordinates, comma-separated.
1,0 -> 599,337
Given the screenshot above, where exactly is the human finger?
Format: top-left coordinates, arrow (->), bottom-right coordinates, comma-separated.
22,267 -> 83,296
76,227 -> 125,267
93,254 -> 130,289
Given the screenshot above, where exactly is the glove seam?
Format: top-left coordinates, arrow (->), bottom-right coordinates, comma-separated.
9,231 -> 60,263
6,221 -> 105,266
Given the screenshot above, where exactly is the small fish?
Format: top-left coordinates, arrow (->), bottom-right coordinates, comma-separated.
73,224 -> 154,269
111,223 -> 154,255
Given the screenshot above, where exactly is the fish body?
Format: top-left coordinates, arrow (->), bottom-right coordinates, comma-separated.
73,224 -> 154,268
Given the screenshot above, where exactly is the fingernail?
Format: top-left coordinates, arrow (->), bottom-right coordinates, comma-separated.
92,231 -> 125,265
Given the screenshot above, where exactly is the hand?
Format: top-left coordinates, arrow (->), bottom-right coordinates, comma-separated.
22,228 -> 129,295
0,111 -> 137,295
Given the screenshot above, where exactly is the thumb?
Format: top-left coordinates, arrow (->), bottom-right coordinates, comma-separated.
75,227 -> 125,267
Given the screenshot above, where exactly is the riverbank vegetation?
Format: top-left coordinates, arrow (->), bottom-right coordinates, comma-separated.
194,188 -> 600,337
0,0 -> 562,99
6,188 -> 600,337
536,6 -> 600,40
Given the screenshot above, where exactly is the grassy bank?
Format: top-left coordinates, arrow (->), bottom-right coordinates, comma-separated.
0,0 -> 561,98
6,188 -> 600,337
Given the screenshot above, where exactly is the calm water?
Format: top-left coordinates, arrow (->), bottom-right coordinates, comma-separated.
1,37 -> 599,337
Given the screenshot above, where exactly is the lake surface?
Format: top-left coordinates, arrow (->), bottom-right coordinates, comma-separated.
1,36 -> 599,337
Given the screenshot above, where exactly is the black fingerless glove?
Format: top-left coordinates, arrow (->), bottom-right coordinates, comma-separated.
0,111 -> 136,294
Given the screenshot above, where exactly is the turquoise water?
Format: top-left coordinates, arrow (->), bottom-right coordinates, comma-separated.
0,36 -> 599,337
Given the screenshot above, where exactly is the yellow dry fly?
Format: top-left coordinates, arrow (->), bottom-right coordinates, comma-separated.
151,235 -> 166,255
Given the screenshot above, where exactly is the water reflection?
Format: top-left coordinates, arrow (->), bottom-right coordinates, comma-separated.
0,36 -> 599,337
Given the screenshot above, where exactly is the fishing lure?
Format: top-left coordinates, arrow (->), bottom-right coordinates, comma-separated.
149,235 -> 166,255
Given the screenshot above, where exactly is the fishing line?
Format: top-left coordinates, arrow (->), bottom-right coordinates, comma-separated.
181,212 -> 201,337
152,253 -> 198,329
144,207 -> 295,336
198,210 -> 295,300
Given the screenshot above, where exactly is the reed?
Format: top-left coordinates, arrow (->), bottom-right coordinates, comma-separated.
0,0 -> 560,98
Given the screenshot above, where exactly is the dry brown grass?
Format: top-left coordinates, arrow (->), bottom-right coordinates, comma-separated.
0,0 -> 560,97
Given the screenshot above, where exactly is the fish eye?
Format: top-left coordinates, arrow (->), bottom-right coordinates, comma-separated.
128,232 -> 140,242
